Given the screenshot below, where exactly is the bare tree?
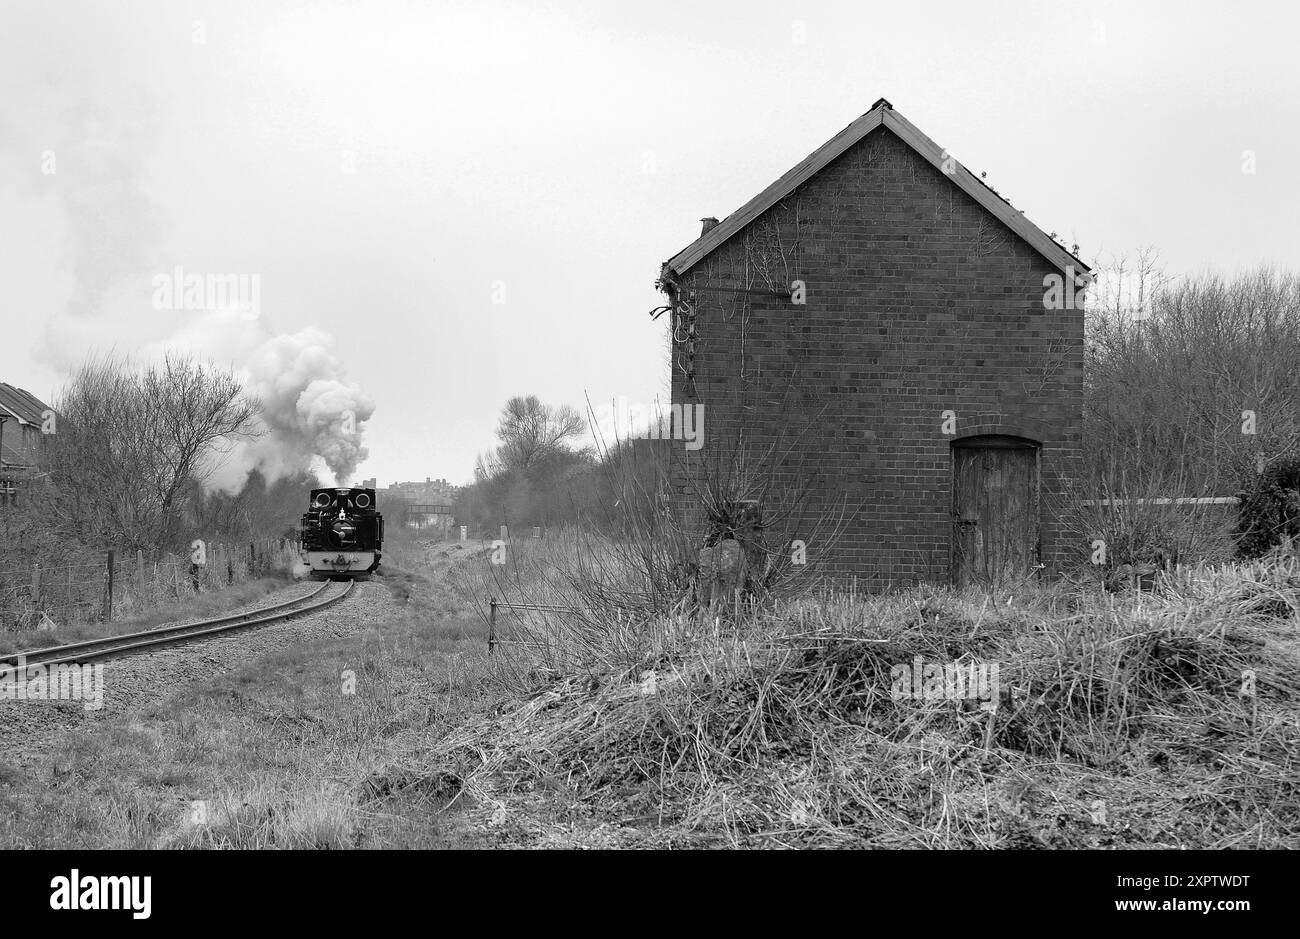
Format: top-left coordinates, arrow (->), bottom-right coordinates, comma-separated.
38,354 -> 261,549
493,395 -> 586,473
1086,263 -> 1300,497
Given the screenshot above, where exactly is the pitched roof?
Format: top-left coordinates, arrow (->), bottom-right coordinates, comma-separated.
664,98 -> 1089,280
0,382 -> 50,426
0,383 -> 51,467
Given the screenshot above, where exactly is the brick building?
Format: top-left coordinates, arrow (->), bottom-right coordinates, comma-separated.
0,382 -> 53,507
655,100 -> 1089,587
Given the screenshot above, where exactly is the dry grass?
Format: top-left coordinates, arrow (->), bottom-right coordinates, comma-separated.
408,546 -> 1300,848
0,540 -> 302,638
0,557 -> 496,849
0,576 -> 300,656
6,532 -> 1296,850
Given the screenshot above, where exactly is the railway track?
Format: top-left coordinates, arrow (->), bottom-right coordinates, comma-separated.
0,580 -> 354,670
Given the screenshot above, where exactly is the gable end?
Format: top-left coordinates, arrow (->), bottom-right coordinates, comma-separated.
664,102 -> 1088,282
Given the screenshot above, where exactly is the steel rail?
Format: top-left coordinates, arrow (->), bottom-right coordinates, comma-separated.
0,581 -> 351,669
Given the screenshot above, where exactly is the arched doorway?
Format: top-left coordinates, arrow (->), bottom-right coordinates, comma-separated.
951,435 -> 1041,587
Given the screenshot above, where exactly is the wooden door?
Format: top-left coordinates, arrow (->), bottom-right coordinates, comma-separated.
952,438 -> 1038,588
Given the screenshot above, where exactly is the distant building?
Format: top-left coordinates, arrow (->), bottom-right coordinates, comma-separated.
362,476 -> 461,535
376,476 -> 461,504
0,382 -> 53,506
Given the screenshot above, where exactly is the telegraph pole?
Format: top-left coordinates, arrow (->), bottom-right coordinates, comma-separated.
0,415 -> 7,506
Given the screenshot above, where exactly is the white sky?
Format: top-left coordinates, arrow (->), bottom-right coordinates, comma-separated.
2,0 -> 1297,487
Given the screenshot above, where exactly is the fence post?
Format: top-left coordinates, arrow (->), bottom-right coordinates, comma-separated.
136,549 -> 145,591
103,550 -> 115,622
227,545 -> 234,585
249,542 -> 256,578
488,597 -> 498,655
31,563 -> 41,617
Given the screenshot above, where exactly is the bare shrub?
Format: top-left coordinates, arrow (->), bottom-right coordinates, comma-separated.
1236,455 -> 1300,558
465,414 -> 854,682
1052,474 -> 1237,583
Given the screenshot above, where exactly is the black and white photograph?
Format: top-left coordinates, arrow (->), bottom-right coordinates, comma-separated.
0,0 -> 1291,915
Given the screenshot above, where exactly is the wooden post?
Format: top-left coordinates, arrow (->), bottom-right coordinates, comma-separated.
136,549 -> 145,591
249,542 -> 256,578
488,597 -> 498,654
226,545 -> 234,585
103,550 -> 115,622
29,559 -> 40,619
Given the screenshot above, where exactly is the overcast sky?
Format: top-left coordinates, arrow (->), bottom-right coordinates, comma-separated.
2,0 -> 1296,488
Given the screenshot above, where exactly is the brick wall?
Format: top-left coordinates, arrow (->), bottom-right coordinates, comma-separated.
665,125 -> 1084,587
0,421 -> 41,468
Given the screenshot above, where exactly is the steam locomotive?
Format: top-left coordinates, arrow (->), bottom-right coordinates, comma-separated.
300,487 -> 383,578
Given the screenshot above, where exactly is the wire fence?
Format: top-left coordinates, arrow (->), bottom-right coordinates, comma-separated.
0,539 -> 303,633
487,597 -> 580,654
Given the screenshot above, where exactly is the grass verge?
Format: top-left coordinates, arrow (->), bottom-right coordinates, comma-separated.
0,576 -> 304,656
0,552 -> 496,848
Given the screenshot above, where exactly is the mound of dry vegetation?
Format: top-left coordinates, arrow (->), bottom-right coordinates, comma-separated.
414,546 -> 1300,848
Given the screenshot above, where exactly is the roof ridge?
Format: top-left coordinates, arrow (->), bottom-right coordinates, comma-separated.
663,101 -> 1088,280
0,381 -> 53,424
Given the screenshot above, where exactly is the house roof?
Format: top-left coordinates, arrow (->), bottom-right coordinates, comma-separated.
663,99 -> 1089,281
0,383 -> 51,468
0,382 -> 50,426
